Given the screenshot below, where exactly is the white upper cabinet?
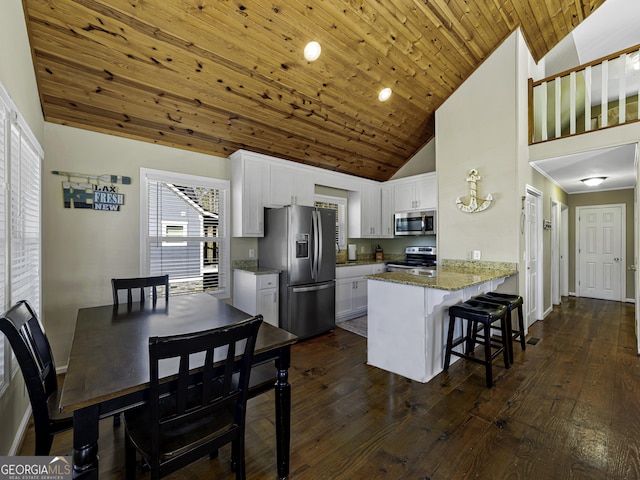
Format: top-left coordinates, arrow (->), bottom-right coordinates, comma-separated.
348,182 -> 381,238
380,184 -> 394,238
230,149 -> 437,238
267,163 -> 314,207
392,172 -> 436,212
231,150 -> 266,237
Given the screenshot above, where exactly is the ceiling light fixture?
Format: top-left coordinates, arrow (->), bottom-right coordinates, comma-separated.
581,176 -> 607,187
378,87 -> 392,102
304,41 -> 321,61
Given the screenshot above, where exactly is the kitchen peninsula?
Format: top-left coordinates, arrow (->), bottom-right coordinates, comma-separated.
366,260 -> 517,383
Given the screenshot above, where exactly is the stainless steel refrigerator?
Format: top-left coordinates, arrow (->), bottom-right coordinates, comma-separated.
258,205 -> 336,339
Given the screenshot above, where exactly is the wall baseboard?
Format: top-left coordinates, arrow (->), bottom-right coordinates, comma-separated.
9,405 -> 32,455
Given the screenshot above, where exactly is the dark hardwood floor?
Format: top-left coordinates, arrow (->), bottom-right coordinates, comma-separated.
19,297 -> 640,479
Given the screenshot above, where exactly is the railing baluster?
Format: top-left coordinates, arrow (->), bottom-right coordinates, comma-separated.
619,54 -> 626,125
585,66 -> 592,132
637,49 -> 640,121
569,71 -> 576,135
540,82 -> 548,141
555,77 -> 561,139
601,59 -> 608,128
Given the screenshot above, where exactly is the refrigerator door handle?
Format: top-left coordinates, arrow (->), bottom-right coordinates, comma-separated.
311,210 -> 319,281
317,209 -> 324,276
292,282 -> 334,293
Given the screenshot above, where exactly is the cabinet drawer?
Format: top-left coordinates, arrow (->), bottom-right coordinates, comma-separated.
258,274 -> 278,289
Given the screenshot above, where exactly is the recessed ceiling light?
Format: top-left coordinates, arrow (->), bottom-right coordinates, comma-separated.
304,41 -> 321,61
581,177 -> 606,187
378,88 -> 392,102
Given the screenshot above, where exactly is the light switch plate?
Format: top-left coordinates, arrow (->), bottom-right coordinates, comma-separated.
473,250 -> 481,260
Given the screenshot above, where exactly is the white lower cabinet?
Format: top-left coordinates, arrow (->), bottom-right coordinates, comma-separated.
335,263 -> 386,322
233,270 -> 279,327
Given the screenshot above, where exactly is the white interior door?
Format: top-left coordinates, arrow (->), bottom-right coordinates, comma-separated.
525,187 -> 542,328
577,205 -> 624,301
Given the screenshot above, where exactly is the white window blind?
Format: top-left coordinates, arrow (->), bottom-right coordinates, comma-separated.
0,98 -> 7,387
142,169 -> 230,298
0,82 -> 42,395
315,195 -> 347,248
10,123 -> 41,312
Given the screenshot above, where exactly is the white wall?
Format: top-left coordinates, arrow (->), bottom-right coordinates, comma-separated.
436,32 -> 521,263
42,124 -> 259,368
0,0 -> 44,456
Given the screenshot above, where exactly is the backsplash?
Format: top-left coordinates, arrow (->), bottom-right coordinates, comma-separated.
441,259 -> 517,271
233,259 -> 258,270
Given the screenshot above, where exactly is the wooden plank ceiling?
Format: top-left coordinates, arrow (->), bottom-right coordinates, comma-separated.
23,0 -> 605,181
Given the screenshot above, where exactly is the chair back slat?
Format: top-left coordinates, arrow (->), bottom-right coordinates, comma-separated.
111,275 -> 169,306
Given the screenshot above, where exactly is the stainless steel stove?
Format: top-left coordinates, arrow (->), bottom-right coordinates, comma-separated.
386,246 -> 437,272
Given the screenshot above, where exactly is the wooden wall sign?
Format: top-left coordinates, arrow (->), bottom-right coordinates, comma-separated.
52,170 -> 131,211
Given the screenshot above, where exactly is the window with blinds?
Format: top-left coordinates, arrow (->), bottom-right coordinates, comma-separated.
0,96 -> 6,389
142,169 -> 230,298
315,195 -> 347,248
0,82 -> 42,394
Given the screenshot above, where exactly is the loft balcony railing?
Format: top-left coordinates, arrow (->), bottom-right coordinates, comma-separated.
529,44 -> 640,144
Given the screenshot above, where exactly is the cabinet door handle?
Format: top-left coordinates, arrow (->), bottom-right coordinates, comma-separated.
273,292 -> 277,303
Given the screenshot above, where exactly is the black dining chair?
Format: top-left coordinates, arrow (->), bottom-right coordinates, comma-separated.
123,315 -> 263,480
111,275 -> 169,306
0,300 -> 73,455
110,274 -> 170,426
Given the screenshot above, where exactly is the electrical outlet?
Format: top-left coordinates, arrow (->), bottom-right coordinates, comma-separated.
249,248 -> 255,258
466,251 -> 472,260
473,250 -> 481,260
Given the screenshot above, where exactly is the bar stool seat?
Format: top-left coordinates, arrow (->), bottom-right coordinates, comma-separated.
444,299 -> 510,388
476,292 -> 525,364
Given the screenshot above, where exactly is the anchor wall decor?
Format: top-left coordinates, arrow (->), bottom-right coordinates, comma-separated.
456,168 -> 493,213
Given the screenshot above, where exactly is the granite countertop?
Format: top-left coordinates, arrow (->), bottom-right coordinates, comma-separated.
366,262 -> 517,291
233,267 -> 281,275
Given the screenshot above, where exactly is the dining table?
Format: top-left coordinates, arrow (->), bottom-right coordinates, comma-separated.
60,293 -> 298,479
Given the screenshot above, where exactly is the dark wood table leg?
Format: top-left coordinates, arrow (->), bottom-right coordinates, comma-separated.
274,346 -> 292,479
72,405 -> 99,479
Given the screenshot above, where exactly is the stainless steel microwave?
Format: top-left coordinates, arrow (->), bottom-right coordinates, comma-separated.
394,210 -> 436,236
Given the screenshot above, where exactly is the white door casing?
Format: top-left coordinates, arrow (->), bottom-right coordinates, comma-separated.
561,205 -> 569,297
577,204 -> 624,301
551,199 -> 560,305
551,200 -> 569,305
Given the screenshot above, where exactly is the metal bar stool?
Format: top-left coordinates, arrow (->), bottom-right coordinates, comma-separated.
475,292 -> 525,364
444,299 -> 510,388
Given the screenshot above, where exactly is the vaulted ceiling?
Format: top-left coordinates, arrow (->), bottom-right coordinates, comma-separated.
23,0 -> 606,181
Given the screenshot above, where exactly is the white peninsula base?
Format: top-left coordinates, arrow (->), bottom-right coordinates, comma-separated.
367,274 -> 512,383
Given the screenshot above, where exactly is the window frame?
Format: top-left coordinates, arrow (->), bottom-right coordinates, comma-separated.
140,168 -> 230,299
